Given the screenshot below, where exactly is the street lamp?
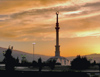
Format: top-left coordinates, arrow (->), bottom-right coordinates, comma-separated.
32,42 -> 36,61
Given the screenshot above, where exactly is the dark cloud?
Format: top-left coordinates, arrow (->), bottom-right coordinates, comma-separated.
83,2 -> 100,7
0,15 -> 10,21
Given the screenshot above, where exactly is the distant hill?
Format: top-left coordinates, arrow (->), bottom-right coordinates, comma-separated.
0,47 -> 100,63
85,54 -> 100,63
66,54 -> 100,63
0,47 -> 51,62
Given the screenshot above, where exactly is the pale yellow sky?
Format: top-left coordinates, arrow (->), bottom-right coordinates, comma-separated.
0,0 -> 100,57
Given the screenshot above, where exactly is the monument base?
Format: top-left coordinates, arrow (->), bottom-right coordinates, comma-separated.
47,56 -> 70,66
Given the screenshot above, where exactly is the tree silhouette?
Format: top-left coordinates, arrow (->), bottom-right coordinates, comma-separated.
3,46 -> 16,71
92,60 -> 96,66
48,60 -> 56,71
15,57 -> 19,65
71,55 -> 90,70
38,57 -> 42,72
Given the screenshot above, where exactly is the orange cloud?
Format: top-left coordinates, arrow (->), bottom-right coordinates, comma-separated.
0,0 -> 70,14
0,0 -> 100,42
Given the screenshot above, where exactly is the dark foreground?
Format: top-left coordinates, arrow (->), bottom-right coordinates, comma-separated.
0,71 -> 91,77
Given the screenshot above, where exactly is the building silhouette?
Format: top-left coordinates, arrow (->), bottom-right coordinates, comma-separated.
47,12 -> 70,65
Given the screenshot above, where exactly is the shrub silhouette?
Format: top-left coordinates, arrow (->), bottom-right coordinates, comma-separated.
71,55 -> 90,70
32,60 -> 38,66
15,57 -> 19,65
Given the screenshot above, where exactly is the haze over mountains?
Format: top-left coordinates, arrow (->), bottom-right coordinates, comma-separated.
0,47 -> 100,63
0,47 -> 51,62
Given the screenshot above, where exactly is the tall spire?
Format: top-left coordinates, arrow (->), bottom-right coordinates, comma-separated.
55,11 -> 60,57
47,12 -> 70,66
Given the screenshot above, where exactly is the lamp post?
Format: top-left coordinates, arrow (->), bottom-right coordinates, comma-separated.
32,42 -> 36,61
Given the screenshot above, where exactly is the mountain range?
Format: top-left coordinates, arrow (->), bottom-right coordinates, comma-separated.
0,47 -> 51,62
0,47 -> 100,63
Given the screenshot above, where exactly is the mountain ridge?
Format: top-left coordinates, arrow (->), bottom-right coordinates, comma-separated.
0,47 -> 51,62
0,47 -> 100,63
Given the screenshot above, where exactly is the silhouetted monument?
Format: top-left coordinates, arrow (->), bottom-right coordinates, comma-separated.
3,46 -> 15,71
47,12 -> 70,65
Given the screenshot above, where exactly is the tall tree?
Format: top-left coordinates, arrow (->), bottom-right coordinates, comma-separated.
3,46 -> 16,71
71,55 -> 90,70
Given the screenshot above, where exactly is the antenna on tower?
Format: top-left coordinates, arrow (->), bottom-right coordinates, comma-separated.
56,11 -> 59,15
56,11 -> 59,24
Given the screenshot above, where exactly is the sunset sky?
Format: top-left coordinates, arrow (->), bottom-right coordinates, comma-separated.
0,0 -> 100,57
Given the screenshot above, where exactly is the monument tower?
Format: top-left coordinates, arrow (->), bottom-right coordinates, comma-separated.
55,12 -> 60,57
47,12 -> 70,65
